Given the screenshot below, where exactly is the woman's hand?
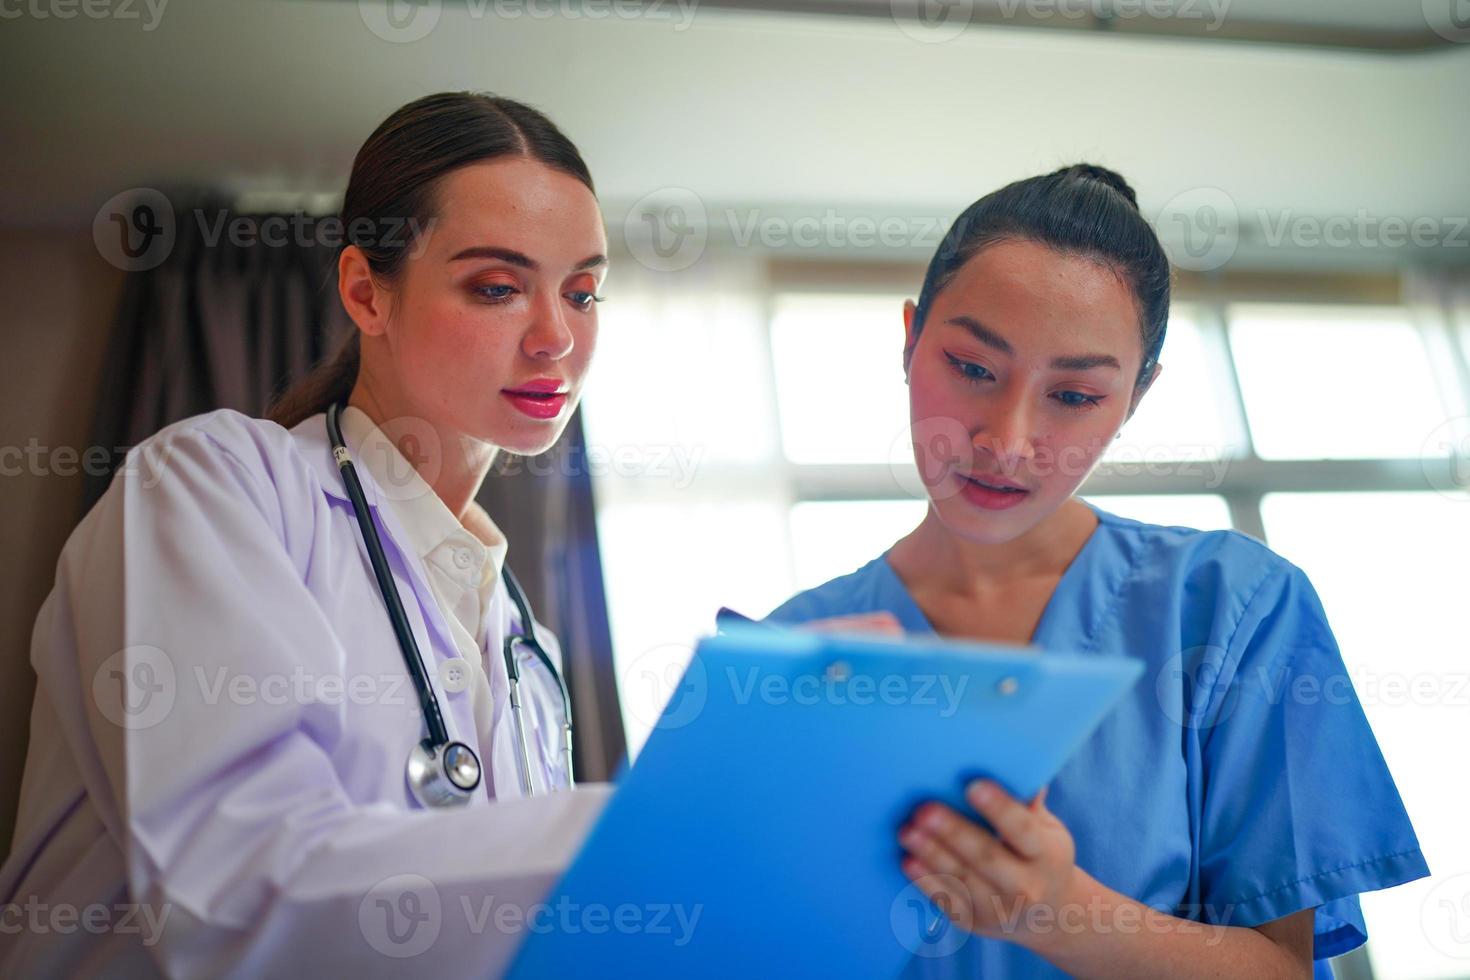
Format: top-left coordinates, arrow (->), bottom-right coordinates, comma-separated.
897,781 -> 1079,949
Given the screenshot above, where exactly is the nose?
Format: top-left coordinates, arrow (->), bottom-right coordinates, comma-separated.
521,290 -> 576,361
972,387 -> 1036,471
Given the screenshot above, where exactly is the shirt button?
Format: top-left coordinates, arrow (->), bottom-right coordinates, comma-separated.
438,657 -> 471,694
453,548 -> 474,570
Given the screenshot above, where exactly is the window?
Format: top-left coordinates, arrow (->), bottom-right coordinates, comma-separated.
788,499 -> 927,591
1260,492 -> 1470,980
1082,493 -> 1233,530
769,292 -> 911,465
1103,308 -> 1247,464
1229,304 -> 1448,461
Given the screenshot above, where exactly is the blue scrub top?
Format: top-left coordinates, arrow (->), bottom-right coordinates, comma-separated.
765,500 -> 1428,978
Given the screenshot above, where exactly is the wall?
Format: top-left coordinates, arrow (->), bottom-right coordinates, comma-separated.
0,228 -> 123,850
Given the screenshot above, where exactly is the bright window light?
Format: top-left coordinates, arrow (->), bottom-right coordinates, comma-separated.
1229,305 -> 1448,460
786,499 -> 928,592
769,292 -> 912,464
1261,492 -> 1470,980
1104,308 -> 1246,464
1082,494 -> 1234,531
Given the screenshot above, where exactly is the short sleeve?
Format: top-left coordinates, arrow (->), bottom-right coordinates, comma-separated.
1191,562 -> 1429,959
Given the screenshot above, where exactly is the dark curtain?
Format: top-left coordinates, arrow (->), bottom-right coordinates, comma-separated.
83,193 -> 625,780
82,193 -> 352,510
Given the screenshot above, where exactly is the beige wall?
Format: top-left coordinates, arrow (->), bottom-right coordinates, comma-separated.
0,227 -> 123,851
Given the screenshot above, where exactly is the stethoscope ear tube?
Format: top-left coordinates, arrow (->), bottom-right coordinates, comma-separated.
501,566 -> 576,790
503,662 -> 538,797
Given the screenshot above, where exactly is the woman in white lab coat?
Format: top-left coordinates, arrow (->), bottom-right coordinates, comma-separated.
0,92 -> 611,977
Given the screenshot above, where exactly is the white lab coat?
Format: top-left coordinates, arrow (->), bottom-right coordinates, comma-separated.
0,409 -> 610,977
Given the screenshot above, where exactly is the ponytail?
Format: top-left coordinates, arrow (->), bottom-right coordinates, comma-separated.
265,333 -> 360,429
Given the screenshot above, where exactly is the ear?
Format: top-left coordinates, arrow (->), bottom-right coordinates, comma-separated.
1124,360 -> 1163,423
337,245 -> 392,339
902,299 -> 919,382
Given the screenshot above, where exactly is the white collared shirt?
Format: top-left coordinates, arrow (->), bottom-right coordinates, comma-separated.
340,405 -> 507,789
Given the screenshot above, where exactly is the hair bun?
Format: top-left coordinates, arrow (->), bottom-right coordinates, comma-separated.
1058,163 -> 1139,209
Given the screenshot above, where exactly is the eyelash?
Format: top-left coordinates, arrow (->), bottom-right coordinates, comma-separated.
943,352 -> 1103,412
474,284 -> 605,311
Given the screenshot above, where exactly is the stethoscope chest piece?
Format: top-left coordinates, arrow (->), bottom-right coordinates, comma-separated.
406,738 -> 481,808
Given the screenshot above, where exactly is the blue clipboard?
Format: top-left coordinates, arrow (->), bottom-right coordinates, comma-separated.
509,624 -> 1143,978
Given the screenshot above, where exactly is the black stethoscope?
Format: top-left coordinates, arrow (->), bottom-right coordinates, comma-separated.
326,402 -> 574,808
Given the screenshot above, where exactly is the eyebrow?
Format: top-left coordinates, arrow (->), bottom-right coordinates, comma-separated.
448,245 -> 608,273
946,315 -> 1121,372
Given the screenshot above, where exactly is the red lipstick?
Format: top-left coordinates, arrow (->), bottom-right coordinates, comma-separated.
502,378 -> 568,421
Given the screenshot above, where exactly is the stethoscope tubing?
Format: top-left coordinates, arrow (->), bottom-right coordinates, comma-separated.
327,402 -> 575,797
326,402 -> 452,749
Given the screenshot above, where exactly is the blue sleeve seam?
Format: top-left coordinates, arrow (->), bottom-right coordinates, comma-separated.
1229,846 -> 1425,907
1223,562 -> 1289,663
1202,563 -> 1289,732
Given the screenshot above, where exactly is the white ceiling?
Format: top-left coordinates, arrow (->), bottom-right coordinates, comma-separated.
2,0 -> 1467,269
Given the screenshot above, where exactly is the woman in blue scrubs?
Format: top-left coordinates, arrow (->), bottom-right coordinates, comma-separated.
765,164 -> 1427,978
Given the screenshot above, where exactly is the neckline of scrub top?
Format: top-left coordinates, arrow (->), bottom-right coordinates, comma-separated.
874,498 -> 1131,654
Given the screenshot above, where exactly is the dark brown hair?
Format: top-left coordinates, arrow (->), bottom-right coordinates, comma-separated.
266,91 -> 596,429
910,163 -> 1170,391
